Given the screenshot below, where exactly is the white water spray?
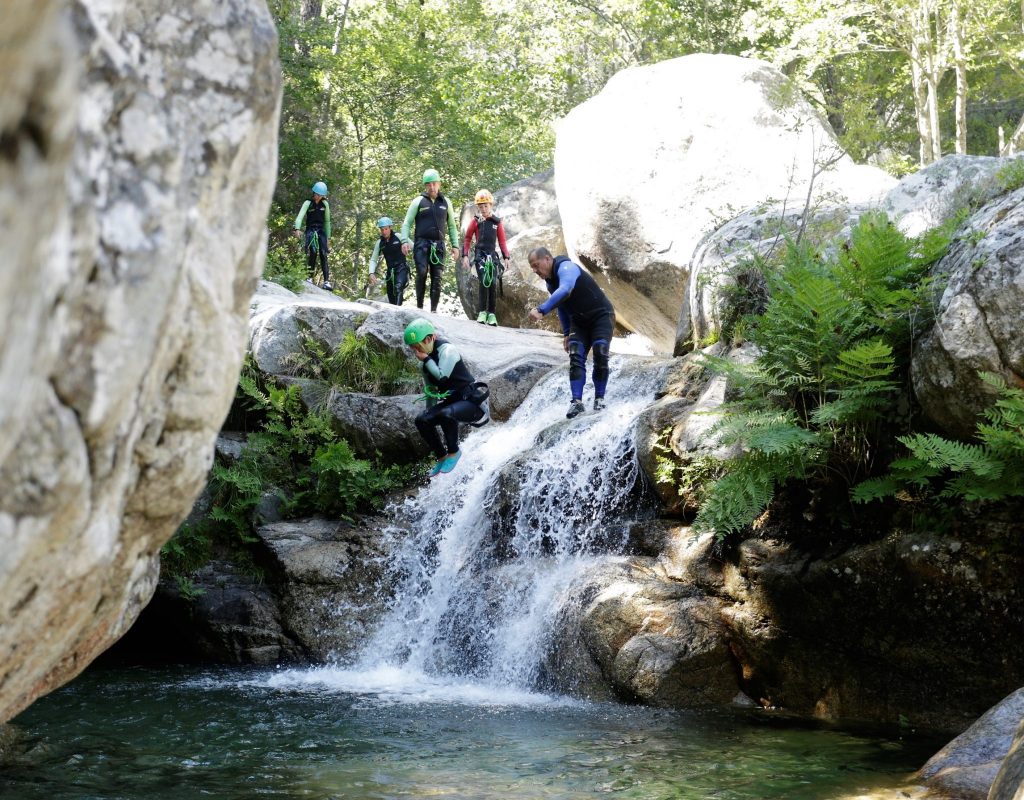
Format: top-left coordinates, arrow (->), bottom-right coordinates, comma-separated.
347,357 -> 666,692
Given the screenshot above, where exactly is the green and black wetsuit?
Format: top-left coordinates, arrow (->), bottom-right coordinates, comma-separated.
400,193 -> 459,312
414,338 -> 485,459
294,197 -> 331,283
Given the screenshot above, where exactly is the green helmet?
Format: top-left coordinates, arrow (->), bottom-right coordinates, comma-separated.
404,318 -> 435,346
422,168 -> 441,184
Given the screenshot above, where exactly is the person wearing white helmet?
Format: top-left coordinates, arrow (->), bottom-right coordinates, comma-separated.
293,181 -> 333,291
399,168 -> 459,312
368,216 -> 411,305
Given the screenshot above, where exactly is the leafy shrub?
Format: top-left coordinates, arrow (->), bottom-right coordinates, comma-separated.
689,211 -> 956,538
997,158 -> 1024,193
162,356 -> 415,581
283,329 -> 420,400
854,373 -> 1024,504
264,239 -> 308,293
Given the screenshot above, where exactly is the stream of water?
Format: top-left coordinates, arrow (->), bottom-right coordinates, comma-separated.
0,359 -> 940,798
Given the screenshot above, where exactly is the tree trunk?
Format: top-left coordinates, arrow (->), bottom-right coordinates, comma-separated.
951,1 -> 968,154
909,35 -> 933,165
1003,113 -> 1024,156
300,0 -> 321,21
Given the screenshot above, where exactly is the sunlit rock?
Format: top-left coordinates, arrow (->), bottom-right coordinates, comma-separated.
0,0 -> 280,723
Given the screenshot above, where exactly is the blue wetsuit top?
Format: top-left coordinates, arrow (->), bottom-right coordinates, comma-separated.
537,256 -> 613,334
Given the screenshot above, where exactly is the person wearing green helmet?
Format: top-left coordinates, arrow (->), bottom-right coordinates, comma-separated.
368,216 -> 411,305
404,318 -> 489,476
399,169 -> 460,312
293,181 -> 333,290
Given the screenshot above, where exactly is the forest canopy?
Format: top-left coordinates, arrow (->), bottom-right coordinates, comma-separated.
269,0 -> 1024,292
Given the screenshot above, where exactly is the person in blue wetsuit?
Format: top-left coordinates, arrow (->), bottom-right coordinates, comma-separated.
404,318 -> 489,476
527,247 -> 615,419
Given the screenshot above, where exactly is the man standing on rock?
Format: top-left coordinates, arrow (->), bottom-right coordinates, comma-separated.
528,247 -> 615,418
400,168 -> 460,312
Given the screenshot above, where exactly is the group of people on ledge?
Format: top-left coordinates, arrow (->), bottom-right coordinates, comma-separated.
295,170 -> 509,323
293,170 -> 615,476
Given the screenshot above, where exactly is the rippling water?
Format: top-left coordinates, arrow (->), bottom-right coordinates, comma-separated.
0,666 -> 937,800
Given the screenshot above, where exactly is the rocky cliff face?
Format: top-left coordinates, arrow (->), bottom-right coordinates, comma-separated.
0,0 -> 280,723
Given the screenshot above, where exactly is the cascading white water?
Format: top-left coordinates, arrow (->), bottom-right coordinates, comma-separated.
351,356 -> 667,693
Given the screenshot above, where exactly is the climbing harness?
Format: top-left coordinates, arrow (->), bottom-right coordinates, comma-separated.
479,254 -> 496,288
421,384 -> 451,404
429,242 -> 444,266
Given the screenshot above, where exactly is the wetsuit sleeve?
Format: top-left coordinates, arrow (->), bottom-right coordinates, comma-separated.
324,201 -> 331,238
294,200 -> 311,230
537,261 -> 581,315
423,359 -> 443,381
463,218 -> 478,258
497,221 -> 509,259
400,197 -> 420,241
446,202 -> 459,248
368,239 -> 382,274
434,342 -> 461,379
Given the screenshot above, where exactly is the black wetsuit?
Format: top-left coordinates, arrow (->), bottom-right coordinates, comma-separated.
411,194 -> 453,312
376,233 -> 409,305
414,338 -> 486,459
537,256 -> 615,400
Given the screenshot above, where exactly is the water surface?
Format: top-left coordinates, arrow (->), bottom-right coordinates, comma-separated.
0,665 -> 937,800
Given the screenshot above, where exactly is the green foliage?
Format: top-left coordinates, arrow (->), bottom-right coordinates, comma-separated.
854,373 -> 1024,504
163,356 -> 414,580
690,211 -> 955,537
283,330 -> 420,400
997,158 -> 1024,192
264,236 -> 308,293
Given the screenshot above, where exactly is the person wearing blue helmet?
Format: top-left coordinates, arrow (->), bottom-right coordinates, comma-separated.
368,216 -> 411,305
293,181 -> 333,291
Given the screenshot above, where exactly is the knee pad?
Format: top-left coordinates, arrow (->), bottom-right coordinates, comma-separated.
568,339 -> 586,381
592,340 -> 610,379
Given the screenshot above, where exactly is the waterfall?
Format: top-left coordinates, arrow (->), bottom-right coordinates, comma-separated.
351,356 -> 666,693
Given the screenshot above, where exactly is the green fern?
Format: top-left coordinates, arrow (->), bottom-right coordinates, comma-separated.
686,212 -> 955,538
854,373 -> 1024,504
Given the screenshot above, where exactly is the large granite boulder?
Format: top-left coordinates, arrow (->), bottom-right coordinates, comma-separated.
254,518 -> 392,661
918,688 -> 1024,800
679,155 -> 1006,353
913,186 -> 1024,438
685,517 -> 1024,731
542,555 -> 736,706
989,713 -> 1024,800
456,170 -> 564,332
0,0 -> 279,723
555,53 -> 895,355
115,516 -> 393,665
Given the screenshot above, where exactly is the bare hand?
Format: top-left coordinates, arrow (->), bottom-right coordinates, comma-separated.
411,347 -> 428,362
401,242 -> 411,256
462,256 -> 469,270
528,308 -> 543,322
292,229 -> 302,239
369,274 -> 378,285
563,334 -> 570,353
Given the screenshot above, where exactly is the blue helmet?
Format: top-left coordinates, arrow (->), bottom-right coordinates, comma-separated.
312,181 -> 328,196
377,216 -> 394,228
